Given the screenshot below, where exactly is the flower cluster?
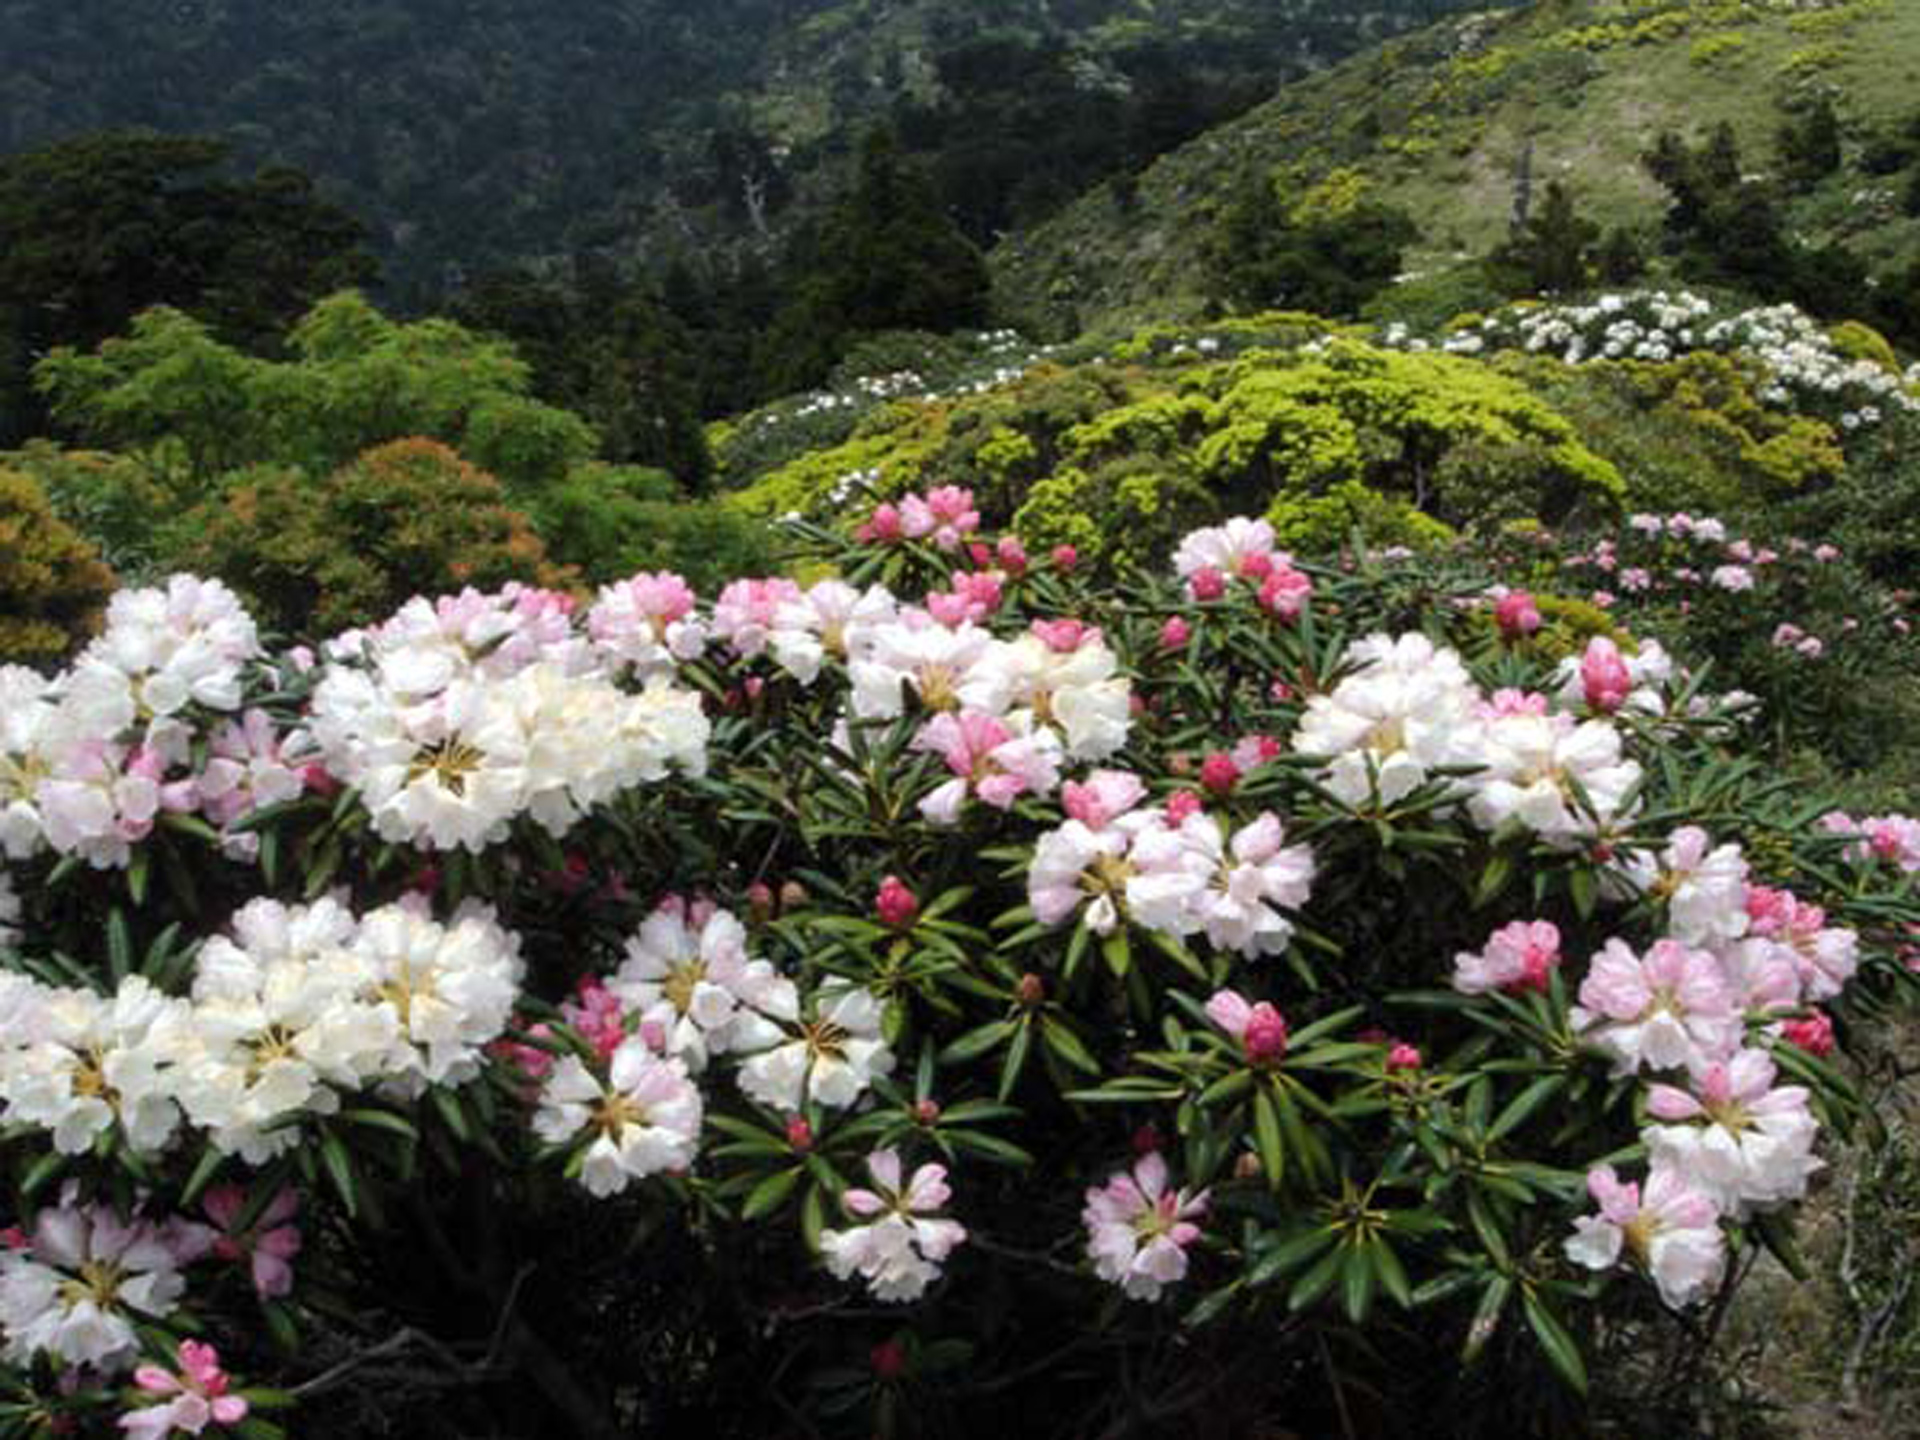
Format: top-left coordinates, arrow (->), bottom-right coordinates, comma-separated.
1538,826 -> 1859,1306
0,896 -> 522,1161
1418,291 -> 1918,430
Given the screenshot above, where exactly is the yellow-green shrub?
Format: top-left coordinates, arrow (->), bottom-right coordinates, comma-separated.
0,467 -> 115,665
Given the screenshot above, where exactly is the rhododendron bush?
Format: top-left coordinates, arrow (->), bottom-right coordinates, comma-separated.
0,502 -> 1917,1437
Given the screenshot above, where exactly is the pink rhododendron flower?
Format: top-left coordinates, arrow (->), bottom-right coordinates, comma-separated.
1061,770 -> 1146,831
1051,544 -> 1079,572
1030,618 -> 1096,653
712,578 -> 804,658
1572,938 -> 1740,1075
913,711 -> 1062,823
820,1149 -> 967,1302
1564,1164 -> 1725,1310
1452,920 -> 1561,997
857,503 -> 905,544
899,487 -> 979,551
201,1185 -> 300,1300
1082,1151 -> 1209,1302
1257,566 -> 1313,621
120,1340 -> 248,1439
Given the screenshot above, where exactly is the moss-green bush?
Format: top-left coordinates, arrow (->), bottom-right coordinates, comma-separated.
170,438 -> 573,639
0,467 -> 115,666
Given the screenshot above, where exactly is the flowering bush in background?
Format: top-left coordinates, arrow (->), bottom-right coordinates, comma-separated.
0,497 -> 1915,1437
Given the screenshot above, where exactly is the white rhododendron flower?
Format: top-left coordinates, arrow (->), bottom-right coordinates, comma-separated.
848,614 -> 995,718
1467,710 -> 1641,845
1173,517 -> 1279,579
1293,633 -> 1481,806
737,982 -> 894,1113
352,899 -> 524,1090
69,575 -> 260,728
0,976 -> 191,1156
1643,1049 -> 1822,1215
1564,1163 -> 1726,1310
821,1149 -> 967,1302
0,1197 -> 202,1372
1126,811 -> 1314,957
0,667 -> 60,860
179,898 -> 392,1160
534,1040 -> 703,1197
607,900 -> 788,1071
976,624 -> 1131,761
768,580 -> 897,685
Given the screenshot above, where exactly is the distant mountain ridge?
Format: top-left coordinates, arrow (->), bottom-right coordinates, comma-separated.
0,0 -> 1520,297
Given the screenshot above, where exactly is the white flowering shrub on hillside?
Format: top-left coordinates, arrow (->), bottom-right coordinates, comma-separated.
0,503 -> 1914,1437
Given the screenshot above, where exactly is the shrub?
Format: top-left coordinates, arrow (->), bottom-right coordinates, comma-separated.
0,503 -> 1913,1436
535,463 -> 777,591
169,437 -> 573,638
0,465 -> 114,665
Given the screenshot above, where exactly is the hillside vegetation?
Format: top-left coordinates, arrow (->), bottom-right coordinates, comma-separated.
0,0 -> 1515,294
992,0 -> 1920,335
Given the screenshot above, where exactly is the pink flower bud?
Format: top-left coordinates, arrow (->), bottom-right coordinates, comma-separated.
969,542 -> 993,568
871,1339 -> 908,1380
1199,753 -> 1240,797
1386,1042 -> 1422,1072
779,880 -> 808,912
786,1117 -> 815,1153
1159,616 -> 1191,650
862,503 -> 904,543
1016,973 -> 1046,1007
876,875 -> 919,929
1494,590 -> 1543,639
1188,566 -> 1227,602
1243,1004 -> 1289,1063
1781,1013 -> 1835,1058
996,536 -> 1029,575
1166,790 -> 1203,824
1051,544 -> 1079,572
1240,552 -> 1275,582
1581,637 -> 1633,713
1130,1123 -> 1162,1156
914,1099 -> 941,1126
746,881 -> 775,921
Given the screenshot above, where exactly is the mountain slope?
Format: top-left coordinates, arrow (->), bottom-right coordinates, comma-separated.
990,0 -> 1920,336
0,0 -> 1515,297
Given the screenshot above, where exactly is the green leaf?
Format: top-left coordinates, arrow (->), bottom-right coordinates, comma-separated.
742,1167 -> 803,1221
1522,1290 -> 1588,1394
1488,1075 -> 1566,1144
1039,1017 -> 1101,1077
1340,1243 -> 1376,1325
1252,1086 -> 1286,1191
318,1130 -> 360,1219
1288,1241 -> 1346,1313
941,1020 -> 1015,1065
180,1145 -> 226,1210
107,908 -> 134,984
1368,1234 -> 1413,1309
996,1020 -> 1033,1102
1463,1274 -> 1512,1362
1248,1227 -> 1336,1288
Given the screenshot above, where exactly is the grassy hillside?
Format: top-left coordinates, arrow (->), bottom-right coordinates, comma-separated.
991,0 -> 1920,335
